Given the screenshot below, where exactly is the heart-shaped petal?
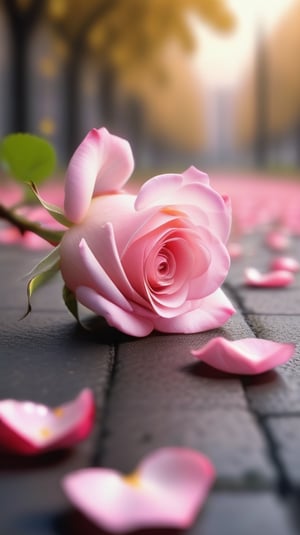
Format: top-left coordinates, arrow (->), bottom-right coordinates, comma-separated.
62,447 -> 215,532
270,256 -> 300,273
0,389 -> 95,455
244,267 -> 294,287
191,337 -> 295,375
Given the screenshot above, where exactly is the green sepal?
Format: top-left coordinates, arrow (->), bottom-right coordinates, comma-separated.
62,286 -> 91,330
63,285 -> 80,323
22,245 -> 61,318
29,182 -> 72,228
0,133 -> 56,185
23,266 -> 59,318
25,244 -> 61,280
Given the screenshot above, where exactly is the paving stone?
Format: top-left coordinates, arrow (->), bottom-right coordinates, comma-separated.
0,246 -> 66,312
0,448 -> 91,535
234,286 -> 300,315
0,308 -> 114,535
265,416 -> 300,487
107,331 -> 248,413
100,403 -> 275,488
94,312 -> 275,488
0,309 -> 113,405
191,491 -> 299,535
244,315 -> 300,415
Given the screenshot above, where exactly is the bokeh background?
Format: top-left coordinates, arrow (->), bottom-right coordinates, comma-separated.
0,0 -> 299,174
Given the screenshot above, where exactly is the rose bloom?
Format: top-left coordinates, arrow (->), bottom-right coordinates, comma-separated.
60,128 -> 234,337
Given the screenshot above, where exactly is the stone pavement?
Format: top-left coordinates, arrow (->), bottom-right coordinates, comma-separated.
0,233 -> 300,535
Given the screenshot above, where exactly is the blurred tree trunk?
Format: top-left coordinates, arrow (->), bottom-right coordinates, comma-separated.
53,1 -> 113,158
99,64 -> 117,131
65,43 -> 83,158
3,0 -> 45,132
254,23 -> 268,168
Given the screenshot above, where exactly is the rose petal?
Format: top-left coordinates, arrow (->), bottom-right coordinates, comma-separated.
191,337 -> 295,375
153,288 -> 235,333
270,256 -> 300,273
64,128 -> 134,223
244,267 -> 294,287
62,447 -> 215,532
79,238 -> 133,312
135,172 -> 230,242
182,165 -> 210,185
76,286 -> 154,337
0,389 -> 95,455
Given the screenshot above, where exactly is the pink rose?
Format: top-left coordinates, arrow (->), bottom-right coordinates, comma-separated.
60,127 -> 234,337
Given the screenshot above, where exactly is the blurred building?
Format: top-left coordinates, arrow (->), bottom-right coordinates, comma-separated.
235,0 -> 300,168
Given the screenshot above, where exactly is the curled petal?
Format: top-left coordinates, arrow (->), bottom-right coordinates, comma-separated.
135,173 -> 230,242
153,289 -> 235,334
191,337 -> 295,375
64,128 -> 134,223
270,256 -> 300,273
244,267 -> 294,287
182,165 -> 210,185
62,447 -> 215,532
76,286 -> 153,337
0,389 -> 95,455
79,239 -> 132,312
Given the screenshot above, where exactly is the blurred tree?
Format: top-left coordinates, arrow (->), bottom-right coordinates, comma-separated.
235,1 -> 300,167
2,0 -> 235,158
47,0 -> 235,156
2,0 -> 46,132
255,23 -> 268,168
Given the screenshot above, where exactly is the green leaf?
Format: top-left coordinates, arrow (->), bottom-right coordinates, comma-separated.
29,182 -> 72,228
0,133 -> 56,185
63,285 -> 80,323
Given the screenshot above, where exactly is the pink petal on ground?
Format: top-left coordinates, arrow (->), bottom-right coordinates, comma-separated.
244,267 -> 294,287
191,337 -> 295,375
227,241 -> 243,259
265,230 -> 291,251
64,128 -> 134,223
270,256 -> 300,273
62,447 -> 215,532
0,389 -> 95,455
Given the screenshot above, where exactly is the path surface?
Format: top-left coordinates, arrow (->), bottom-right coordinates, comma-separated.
0,232 -> 300,535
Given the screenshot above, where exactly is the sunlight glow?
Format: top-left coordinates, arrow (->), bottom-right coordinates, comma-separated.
193,0 -> 295,88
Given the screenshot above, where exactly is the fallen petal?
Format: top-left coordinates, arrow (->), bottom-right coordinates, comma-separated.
63,447 -> 215,532
244,267 -> 294,287
270,256 -> 300,273
0,389 -> 95,455
265,230 -> 290,251
191,337 -> 295,375
227,241 -> 243,259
